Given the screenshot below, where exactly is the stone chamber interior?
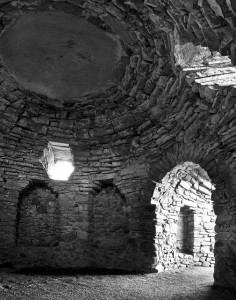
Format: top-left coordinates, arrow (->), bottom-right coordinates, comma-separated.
0,0 -> 236,291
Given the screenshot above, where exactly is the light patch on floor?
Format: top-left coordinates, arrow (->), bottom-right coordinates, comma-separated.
0,267 -> 235,300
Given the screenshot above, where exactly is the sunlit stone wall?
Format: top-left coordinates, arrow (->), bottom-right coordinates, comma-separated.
151,162 -> 216,271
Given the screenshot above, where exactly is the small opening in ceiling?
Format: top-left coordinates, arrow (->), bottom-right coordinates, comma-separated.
174,31 -> 236,88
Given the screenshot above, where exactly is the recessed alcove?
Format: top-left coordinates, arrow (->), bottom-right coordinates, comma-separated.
88,182 -> 130,269
16,182 -> 60,247
176,206 -> 194,255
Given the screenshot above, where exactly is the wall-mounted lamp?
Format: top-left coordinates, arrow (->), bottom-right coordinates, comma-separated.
39,141 -> 75,181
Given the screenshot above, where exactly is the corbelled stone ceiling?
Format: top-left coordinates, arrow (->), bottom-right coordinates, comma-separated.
0,11 -> 128,100
1,0 -> 236,291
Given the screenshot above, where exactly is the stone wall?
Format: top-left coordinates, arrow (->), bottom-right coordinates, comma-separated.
88,184 -> 130,269
151,162 -> 216,271
17,183 -> 60,247
13,182 -> 91,268
0,0 -> 235,290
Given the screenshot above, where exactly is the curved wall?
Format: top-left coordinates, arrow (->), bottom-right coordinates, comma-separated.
0,0 -> 236,289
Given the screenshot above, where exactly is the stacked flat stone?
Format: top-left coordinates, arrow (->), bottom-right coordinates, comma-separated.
151,162 -> 216,270
0,0 -> 236,290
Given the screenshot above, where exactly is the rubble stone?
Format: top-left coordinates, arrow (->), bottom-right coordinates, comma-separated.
0,0 -> 235,291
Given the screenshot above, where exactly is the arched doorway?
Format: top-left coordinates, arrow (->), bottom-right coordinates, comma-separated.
151,162 -> 216,271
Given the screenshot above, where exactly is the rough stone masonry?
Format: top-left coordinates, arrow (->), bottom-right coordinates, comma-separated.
0,0 -> 236,290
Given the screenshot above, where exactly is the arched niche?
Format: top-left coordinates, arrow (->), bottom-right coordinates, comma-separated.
16,181 -> 60,247
88,180 -> 130,269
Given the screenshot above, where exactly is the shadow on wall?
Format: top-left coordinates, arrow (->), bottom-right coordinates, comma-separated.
87,180 -> 132,270
15,181 -> 60,247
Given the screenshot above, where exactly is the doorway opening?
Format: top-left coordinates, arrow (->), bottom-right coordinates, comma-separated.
151,162 -> 216,271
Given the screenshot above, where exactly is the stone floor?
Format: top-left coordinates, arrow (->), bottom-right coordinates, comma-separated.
0,267 -> 235,300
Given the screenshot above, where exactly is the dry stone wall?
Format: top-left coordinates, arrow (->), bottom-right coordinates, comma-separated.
17,184 -> 60,247
88,184 -> 130,269
151,162 -> 216,271
14,183 -> 92,268
0,0 -> 235,290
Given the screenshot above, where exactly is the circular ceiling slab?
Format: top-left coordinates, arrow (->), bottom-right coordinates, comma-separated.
0,12 -> 126,100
